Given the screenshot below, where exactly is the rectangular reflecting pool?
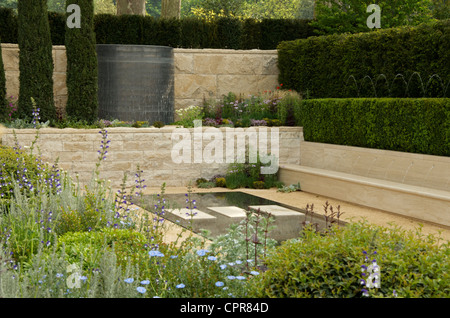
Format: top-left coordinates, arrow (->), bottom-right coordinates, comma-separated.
136,191 -> 345,241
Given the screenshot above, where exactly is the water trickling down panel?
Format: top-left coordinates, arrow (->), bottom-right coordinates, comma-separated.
97,44 -> 174,124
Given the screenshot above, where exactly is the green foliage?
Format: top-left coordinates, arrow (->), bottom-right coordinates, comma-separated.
277,182 -> 301,193
175,105 -> 203,127
0,145 -> 55,207
0,7 -> 18,43
297,98 -> 450,156
247,221 -> 450,298
0,8 -> 314,49
311,0 -> 435,35
215,177 -> 226,188
278,19 -> 450,99
17,0 -> 56,122
65,0 -> 98,123
209,208 -> 278,267
56,228 -> 148,270
224,154 -> 278,190
152,121 -> 164,128
0,37 -> 6,117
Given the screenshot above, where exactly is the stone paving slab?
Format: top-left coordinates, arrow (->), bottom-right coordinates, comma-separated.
165,208 -> 216,220
207,206 -> 248,218
248,205 -> 305,217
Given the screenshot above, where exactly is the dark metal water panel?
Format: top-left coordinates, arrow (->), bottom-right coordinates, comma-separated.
97,44 -> 174,124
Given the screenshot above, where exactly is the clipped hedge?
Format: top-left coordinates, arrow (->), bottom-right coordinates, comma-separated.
294,98 -> 450,157
278,19 -> 450,98
248,221 -> 450,298
0,7 -> 314,49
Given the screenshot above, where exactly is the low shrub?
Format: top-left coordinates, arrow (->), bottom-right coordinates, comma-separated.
0,145 -> 57,208
247,221 -> 450,298
56,228 -> 148,271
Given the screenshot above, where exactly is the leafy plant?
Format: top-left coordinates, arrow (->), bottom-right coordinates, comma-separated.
247,221 -> 450,298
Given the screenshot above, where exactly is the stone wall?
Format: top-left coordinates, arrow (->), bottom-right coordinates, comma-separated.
2,44 -> 67,116
173,48 -> 279,111
1,126 -> 302,189
1,44 -> 279,120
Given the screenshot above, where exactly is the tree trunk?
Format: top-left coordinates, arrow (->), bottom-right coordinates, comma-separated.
161,0 -> 181,19
117,0 -> 146,15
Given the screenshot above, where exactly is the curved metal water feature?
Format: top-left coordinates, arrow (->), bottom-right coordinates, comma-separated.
344,73 -> 449,98
96,44 -> 174,124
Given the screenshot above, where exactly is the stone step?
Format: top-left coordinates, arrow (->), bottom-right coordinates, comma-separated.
165,208 -> 217,234
207,206 -> 248,219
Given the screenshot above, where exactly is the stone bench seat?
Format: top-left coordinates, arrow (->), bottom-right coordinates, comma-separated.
279,164 -> 450,227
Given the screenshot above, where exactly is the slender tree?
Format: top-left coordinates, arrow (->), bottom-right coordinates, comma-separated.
17,0 -> 56,121
65,0 -> 98,122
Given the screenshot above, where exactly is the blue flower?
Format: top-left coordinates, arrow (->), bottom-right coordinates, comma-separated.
207,256 -> 217,261
227,275 -> 236,280
149,250 -> 164,257
56,273 -> 63,278
236,276 -> 246,280
124,278 -> 134,283
196,249 -> 209,256
137,287 -> 146,294
176,283 -> 185,289
141,280 -> 150,285
215,281 -> 224,287
220,264 -> 227,270
250,271 -> 259,276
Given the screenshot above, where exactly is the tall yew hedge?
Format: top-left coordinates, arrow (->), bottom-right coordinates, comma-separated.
65,0 -> 98,123
17,0 -> 56,122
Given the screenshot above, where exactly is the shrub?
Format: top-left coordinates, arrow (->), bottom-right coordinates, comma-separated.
278,19 -> 450,98
65,0 -> 98,123
0,145 -> 55,208
56,228 -> 148,271
175,105 -> 203,127
252,181 -> 265,189
152,121 -> 165,128
296,98 -> 450,156
215,177 -> 226,188
247,221 -> 450,298
17,0 -> 56,122
224,154 -> 278,189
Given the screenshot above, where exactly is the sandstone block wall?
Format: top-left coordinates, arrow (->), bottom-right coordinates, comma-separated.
1,44 -> 279,121
2,44 -> 68,116
173,48 -> 279,112
1,127 -> 302,189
